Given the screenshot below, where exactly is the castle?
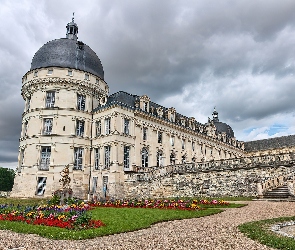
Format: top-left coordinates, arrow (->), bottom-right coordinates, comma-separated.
11,19 -> 295,199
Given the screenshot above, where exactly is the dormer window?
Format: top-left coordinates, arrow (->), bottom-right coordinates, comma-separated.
85,74 -> 89,80
34,71 -> 38,77
68,70 -> 73,76
47,69 -> 53,75
170,113 -> 175,122
143,102 -> 148,112
157,107 -> 163,117
168,107 -> 176,122
139,95 -> 150,112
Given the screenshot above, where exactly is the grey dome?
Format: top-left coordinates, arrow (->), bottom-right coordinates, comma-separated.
214,121 -> 234,138
30,38 -> 104,79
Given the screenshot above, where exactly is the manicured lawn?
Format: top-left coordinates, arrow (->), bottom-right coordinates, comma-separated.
239,216 -> 295,249
0,207 -> 223,240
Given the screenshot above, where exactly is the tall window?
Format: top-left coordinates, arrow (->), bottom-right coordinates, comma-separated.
19,149 -> 25,168
96,120 -> 101,136
141,147 -> 148,168
182,139 -> 185,150
43,118 -> 53,135
92,177 -> 98,193
124,146 -> 130,169
104,146 -> 111,169
143,127 -> 147,140
26,97 -> 31,111
45,91 -> 55,108
124,118 -> 130,135
170,136 -> 175,146
105,118 -> 111,135
102,176 -> 108,198
94,148 -> 100,170
77,94 -> 86,111
40,146 -> 51,170
158,131 -> 162,143
23,121 -> 28,136
157,150 -> 163,167
192,142 -> 195,151
74,148 -> 83,170
36,177 -> 47,196
76,120 -> 85,137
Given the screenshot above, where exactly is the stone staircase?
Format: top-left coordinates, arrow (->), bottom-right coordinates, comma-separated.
263,185 -> 290,199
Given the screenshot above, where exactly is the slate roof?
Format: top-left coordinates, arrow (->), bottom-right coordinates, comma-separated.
213,121 -> 235,138
244,135 -> 295,152
31,38 -> 104,79
93,91 -> 137,112
93,91 -> 226,138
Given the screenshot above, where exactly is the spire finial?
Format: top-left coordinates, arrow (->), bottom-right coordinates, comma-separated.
212,107 -> 219,122
66,13 -> 78,40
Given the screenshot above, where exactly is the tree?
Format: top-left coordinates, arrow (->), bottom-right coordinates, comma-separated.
0,167 -> 15,191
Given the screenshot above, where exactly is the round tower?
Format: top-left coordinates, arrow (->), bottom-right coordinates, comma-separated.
11,18 -> 108,198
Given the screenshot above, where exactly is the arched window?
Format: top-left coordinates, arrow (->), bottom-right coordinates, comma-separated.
157,150 -> 163,167
141,147 -> 148,168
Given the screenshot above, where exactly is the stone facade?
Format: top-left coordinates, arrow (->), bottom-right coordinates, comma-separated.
10,19 -> 295,200
123,164 -> 295,198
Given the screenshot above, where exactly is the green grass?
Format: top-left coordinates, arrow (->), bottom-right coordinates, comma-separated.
239,216 -> 295,250
0,207 -> 223,240
198,203 -> 246,209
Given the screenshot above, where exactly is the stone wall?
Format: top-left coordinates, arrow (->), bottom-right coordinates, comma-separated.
122,165 -> 295,199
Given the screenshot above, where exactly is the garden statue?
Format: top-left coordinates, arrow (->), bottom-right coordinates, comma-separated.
59,164 -> 71,189
53,165 -> 73,205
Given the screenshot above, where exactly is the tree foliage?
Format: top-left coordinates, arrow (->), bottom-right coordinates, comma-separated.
0,167 -> 15,191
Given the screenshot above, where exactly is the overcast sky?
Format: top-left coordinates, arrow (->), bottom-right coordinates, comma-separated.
1,0 -> 295,168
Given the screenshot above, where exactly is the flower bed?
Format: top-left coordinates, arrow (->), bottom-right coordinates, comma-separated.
0,202 -> 104,230
90,198 -> 229,210
0,198 -> 229,230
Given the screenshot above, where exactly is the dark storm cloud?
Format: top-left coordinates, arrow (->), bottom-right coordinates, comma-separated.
1,0 -> 295,166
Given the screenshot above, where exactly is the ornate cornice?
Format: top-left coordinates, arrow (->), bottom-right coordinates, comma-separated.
21,77 -> 107,98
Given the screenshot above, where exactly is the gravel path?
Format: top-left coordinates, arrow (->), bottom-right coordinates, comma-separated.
1,201 -> 294,250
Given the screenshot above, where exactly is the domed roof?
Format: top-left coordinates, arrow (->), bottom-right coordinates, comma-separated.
211,108 -> 235,138
30,18 -> 104,79
213,121 -> 235,138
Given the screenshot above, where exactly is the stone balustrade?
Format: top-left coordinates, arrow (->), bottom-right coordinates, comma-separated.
126,152 -> 295,183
